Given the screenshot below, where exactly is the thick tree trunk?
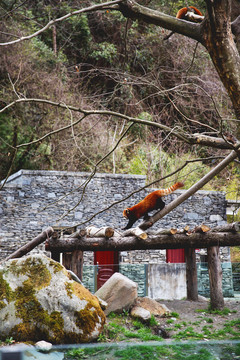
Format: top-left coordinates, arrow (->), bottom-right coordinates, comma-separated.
202,0 -> 240,138
207,246 -> 225,310
185,248 -> 198,301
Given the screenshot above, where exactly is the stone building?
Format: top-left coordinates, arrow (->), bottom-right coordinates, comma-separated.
0,169 -> 234,298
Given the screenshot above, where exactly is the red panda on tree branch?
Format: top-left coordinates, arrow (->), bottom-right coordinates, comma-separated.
122,182 -> 184,229
176,6 -> 203,21
164,6 -> 203,40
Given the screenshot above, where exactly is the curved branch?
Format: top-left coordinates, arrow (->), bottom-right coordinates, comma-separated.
0,97 -> 235,150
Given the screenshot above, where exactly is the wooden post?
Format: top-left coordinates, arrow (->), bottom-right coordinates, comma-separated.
207,246 -> 224,310
62,250 -> 83,280
185,247 -> 198,301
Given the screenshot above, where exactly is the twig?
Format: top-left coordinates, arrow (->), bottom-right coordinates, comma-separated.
72,156 -> 222,228
56,121 -> 135,221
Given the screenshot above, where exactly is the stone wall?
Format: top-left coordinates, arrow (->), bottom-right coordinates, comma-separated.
0,169 -> 229,263
82,263 -> 234,299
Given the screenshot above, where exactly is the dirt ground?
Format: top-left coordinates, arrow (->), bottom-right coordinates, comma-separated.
157,297 -> 240,338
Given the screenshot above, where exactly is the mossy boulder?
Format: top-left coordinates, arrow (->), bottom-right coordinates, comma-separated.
0,254 -> 105,344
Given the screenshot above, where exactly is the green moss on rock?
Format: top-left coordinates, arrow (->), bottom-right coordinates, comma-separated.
11,281 -> 65,343
8,256 -> 51,289
74,303 -> 105,342
0,272 -> 15,307
0,255 -> 106,344
65,282 -> 73,298
49,259 -> 65,274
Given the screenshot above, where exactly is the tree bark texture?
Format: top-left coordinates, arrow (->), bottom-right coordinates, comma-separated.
62,250 -> 83,280
185,247 -> 198,301
207,246 -> 225,310
201,0 -> 240,138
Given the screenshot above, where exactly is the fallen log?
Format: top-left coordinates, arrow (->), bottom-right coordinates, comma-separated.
122,227 -> 148,240
1,227 -> 54,263
45,231 -> 240,252
148,228 -> 178,235
86,226 -> 114,238
210,222 -> 240,233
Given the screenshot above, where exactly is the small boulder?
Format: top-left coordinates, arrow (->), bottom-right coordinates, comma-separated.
0,254 -> 105,343
130,306 -> 151,322
35,340 -> 52,352
132,297 -> 171,317
95,272 -> 138,315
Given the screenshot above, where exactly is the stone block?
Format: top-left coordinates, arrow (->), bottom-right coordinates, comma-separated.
95,272 -> 138,315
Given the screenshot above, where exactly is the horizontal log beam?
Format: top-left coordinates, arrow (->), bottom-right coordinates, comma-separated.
45,231 -> 240,252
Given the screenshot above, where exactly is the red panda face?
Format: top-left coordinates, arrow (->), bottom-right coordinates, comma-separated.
123,208 -> 130,218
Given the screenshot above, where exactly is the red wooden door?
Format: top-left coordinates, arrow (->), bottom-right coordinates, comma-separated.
94,251 -> 119,289
166,249 -> 185,263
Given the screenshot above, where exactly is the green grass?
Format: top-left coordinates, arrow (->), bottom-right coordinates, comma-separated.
64,343 -> 240,360
98,312 -> 163,343
104,321 -> 161,342
172,317 -> 240,340
96,308 -> 240,343
195,307 -> 237,316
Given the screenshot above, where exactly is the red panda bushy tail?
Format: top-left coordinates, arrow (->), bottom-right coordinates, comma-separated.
156,181 -> 184,196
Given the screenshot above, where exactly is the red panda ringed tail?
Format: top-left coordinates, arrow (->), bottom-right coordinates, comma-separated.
122,181 -> 184,229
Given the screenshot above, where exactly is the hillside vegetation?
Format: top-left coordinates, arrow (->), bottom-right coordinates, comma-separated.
0,0 -> 239,213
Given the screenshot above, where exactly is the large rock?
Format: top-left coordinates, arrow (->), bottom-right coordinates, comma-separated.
95,272 -> 138,315
0,255 -> 105,343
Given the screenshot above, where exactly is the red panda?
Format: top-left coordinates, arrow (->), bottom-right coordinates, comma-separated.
164,6 -> 203,40
123,182 -> 184,229
176,6 -> 203,21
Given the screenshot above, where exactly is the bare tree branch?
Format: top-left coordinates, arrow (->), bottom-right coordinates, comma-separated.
0,0 -> 122,46
56,121 -> 135,222
0,97 -> 235,150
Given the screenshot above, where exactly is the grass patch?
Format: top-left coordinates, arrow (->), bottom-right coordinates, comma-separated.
64,343 -> 240,360
195,307 -> 237,315
96,306 -> 240,344
97,312 -> 163,343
